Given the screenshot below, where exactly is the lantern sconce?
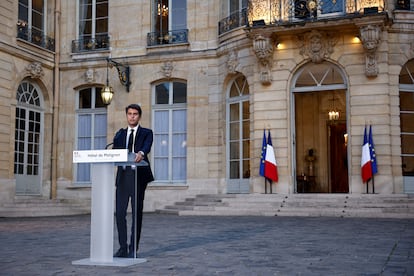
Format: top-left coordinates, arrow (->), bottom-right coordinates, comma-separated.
101,57 -> 131,105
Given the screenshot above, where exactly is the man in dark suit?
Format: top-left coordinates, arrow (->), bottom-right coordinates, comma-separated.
112,104 -> 154,258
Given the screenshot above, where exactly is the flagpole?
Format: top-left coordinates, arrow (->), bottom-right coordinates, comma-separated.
269,179 -> 272,194
372,175 -> 375,194
368,124 -> 377,194
366,179 -> 369,194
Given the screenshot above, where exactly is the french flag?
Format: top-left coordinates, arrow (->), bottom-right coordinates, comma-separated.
361,125 -> 372,182
264,131 -> 278,182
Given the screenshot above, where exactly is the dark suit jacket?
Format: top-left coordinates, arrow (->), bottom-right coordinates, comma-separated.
113,126 -> 154,185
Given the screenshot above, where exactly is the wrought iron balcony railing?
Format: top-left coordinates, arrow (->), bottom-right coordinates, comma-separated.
218,0 -> 387,35
218,8 -> 248,35
17,24 -> 55,52
247,0 -> 386,26
147,29 -> 189,46
71,35 -> 110,53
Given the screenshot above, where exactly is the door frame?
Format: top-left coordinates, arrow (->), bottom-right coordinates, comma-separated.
290,61 -> 348,193
14,81 -> 44,195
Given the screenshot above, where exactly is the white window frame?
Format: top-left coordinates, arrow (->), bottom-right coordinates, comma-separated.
226,75 -> 251,193
18,0 -> 47,35
220,0 -> 248,19
74,87 -> 107,184
14,80 -> 44,195
152,81 -> 187,185
151,0 -> 187,32
76,0 -> 108,40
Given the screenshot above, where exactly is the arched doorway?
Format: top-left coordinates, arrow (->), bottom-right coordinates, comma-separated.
399,59 -> 414,193
14,80 -> 44,195
226,75 -> 250,193
292,62 -> 348,193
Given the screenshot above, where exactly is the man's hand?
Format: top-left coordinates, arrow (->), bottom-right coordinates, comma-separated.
135,151 -> 144,163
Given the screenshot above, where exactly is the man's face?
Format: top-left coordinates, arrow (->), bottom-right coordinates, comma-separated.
127,108 -> 140,127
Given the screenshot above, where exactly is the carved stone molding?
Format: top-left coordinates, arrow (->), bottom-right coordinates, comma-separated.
298,30 -> 337,63
161,61 -> 174,78
227,50 -> 240,74
359,25 -> 381,77
84,68 -> 95,83
253,35 -> 273,85
26,62 -> 44,79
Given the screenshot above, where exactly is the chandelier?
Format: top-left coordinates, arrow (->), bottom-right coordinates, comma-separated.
157,4 -> 169,16
328,93 -> 340,121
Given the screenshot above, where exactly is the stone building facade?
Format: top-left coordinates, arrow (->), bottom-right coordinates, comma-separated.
0,0 -> 413,211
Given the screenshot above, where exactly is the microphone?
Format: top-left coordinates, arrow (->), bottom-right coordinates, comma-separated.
105,142 -> 114,149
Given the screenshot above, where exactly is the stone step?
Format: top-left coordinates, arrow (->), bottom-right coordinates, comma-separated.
0,198 -> 91,217
156,193 -> 414,218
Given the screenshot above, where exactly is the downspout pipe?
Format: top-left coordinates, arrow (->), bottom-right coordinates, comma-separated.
51,0 -> 61,199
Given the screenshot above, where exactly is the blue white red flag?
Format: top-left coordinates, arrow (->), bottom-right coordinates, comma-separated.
264,131 -> 278,182
259,129 -> 266,177
369,125 -> 378,175
361,125 -> 372,182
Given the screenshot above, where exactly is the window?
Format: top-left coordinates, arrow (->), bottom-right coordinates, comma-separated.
17,0 -> 54,50
218,0 -> 248,35
227,75 -> 250,193
294,0 -> 346,19
148,0 -> 188,46
73,0 -> 109,52
229,0 -> 248,14
18,0 -> 44,35
75,87 -> 107,183
293,62 -> 346,91
320,0 -> 344,15
152,81 -> 187,183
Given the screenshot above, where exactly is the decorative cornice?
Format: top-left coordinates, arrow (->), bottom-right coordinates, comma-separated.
253,35 -> 274,85
84,68 -> 95,83
359,24 -> 381,77
26,62 -> 44,79
298,30 -> 337,64
227,50 -> 240,74
161,61 -> 174,78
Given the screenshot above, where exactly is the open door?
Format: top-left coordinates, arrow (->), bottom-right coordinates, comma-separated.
292,61 -> 348,193
328,122 -> 348,193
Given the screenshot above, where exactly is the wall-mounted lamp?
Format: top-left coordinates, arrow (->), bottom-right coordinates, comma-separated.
101,61 -> 114,105
352,36 -> 361,43
101,57 -> 131,105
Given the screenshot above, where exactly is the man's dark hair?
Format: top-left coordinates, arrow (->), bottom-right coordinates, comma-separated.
125,104 -> 142,116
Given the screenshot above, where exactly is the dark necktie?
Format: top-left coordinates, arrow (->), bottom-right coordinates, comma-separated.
127,129 -> 134,152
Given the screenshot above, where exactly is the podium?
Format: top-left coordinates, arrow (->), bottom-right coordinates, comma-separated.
72,149 -> 147,267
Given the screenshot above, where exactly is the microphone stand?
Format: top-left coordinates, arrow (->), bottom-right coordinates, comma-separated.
134,166 -> 137,259
128,151 -> 138,259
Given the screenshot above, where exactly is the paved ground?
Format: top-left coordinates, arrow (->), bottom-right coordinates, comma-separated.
0,213 -> 413,276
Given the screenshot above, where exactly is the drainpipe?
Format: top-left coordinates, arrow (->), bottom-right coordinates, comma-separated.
50,0 -> 61,199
